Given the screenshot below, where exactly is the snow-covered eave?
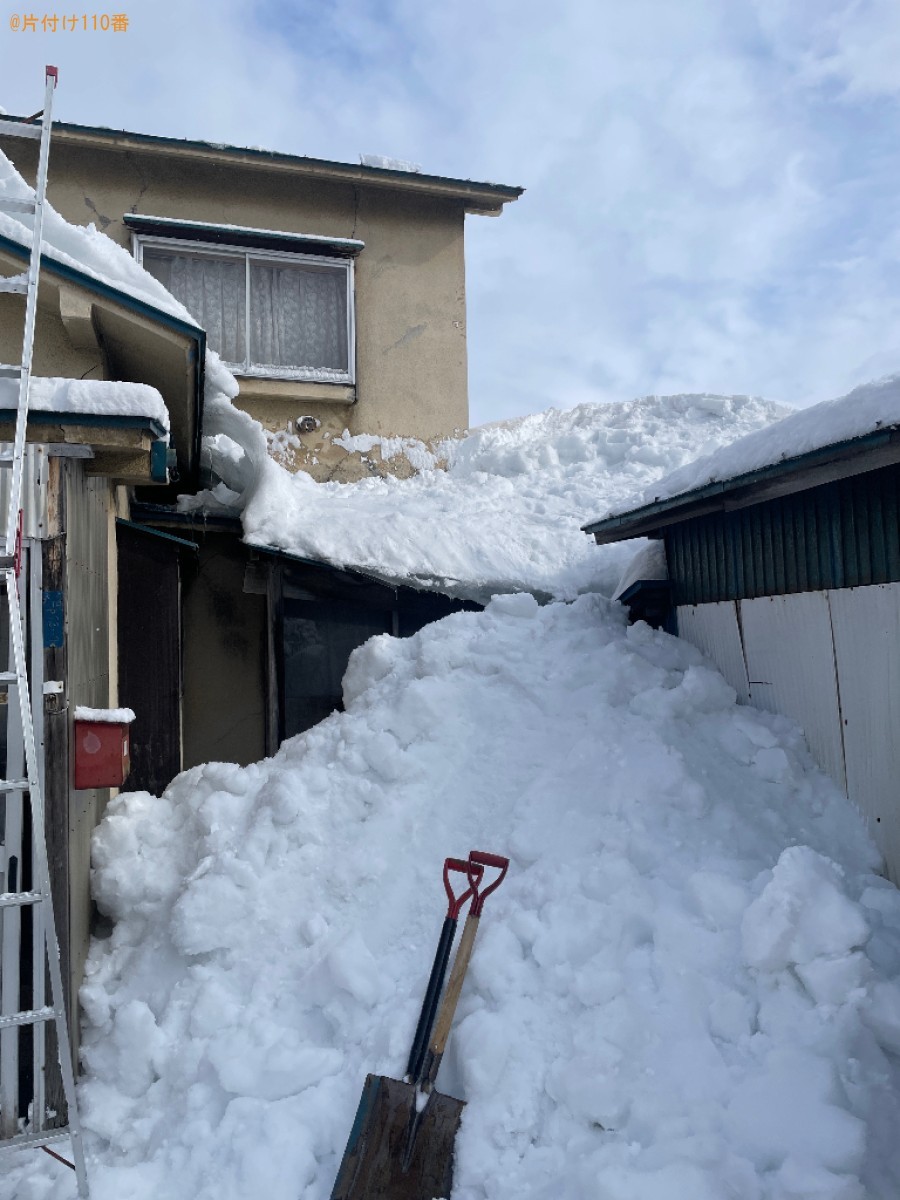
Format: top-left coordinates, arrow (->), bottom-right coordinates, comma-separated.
0,229 -> 203,341
0,230 -> 206,483
583,423 -> 900,545
129,500 -> 479,601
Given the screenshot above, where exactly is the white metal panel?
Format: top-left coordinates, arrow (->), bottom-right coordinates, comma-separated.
0,445 -> 49,547
676,602 -> 751,703
739,592 -> 846,790
828,584 -> 900,882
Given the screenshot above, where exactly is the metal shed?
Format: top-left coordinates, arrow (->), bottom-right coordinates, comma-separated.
584,425 -> 900,884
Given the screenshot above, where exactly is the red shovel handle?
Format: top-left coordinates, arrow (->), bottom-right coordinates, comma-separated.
468,850 -> 509,916
444,856 -> 482,920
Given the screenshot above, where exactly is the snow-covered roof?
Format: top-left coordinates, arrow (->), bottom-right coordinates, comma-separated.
585,375 -> 900,540
0,377 -> 169,431
0,146 -> 203,328
0,143 -> 241,480
191,393 -> 786,605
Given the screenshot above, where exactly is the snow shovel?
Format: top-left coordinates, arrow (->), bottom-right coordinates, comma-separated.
330,850 -> 509,1200
405,857 -> 484,1086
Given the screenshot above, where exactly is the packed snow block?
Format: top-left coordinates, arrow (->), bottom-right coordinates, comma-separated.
73,711 -> 133,789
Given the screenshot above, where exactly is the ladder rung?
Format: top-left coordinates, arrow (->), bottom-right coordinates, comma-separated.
0,1005 -> 55,1030
0,277 -> 28,296
0,778 -> 31,793
0,1126 -> 74,1153
0,889 -> 42,908
0,363 -> 22,378
0,120 -> 43,141
0,196 -> 36,216
0,671 -> 18,684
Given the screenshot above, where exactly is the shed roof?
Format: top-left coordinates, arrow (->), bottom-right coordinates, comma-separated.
584,376 -> 900,544
584,425 -> 900,544
0,117 -> 524,216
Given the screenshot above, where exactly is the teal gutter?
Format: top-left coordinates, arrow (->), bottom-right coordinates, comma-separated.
0,409 -> 168,440
0,231 -> 205,477
583,426 -> 900,542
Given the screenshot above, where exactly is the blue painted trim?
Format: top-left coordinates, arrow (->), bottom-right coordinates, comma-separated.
42,590 -> 63,648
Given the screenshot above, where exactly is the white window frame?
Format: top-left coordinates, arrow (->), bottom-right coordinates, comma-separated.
133,233 -> 356,385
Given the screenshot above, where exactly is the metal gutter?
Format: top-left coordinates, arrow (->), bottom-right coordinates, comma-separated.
583,426 -> 900,543
0,118 -> 524,213
116,517 -> 199,552
128,502 -> 243,533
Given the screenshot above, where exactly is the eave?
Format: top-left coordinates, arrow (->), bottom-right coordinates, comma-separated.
0,118 -> 524,216
0,232 -> 204,485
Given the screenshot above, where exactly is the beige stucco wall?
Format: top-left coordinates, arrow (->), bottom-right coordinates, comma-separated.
1,137 -> 470,476
0,255 -> 102,381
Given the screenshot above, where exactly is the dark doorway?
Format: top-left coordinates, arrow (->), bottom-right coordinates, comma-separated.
117,522 -> 186,795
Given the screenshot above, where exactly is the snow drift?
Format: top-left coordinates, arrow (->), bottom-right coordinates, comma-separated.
9,595 -> 900,1199
207,393 -> 787,604
606,374 -> 900,518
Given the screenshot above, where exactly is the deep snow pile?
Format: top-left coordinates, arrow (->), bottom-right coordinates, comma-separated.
205,394 -> 786,603
10,595 -> 900,1199
604,374 -> 900,518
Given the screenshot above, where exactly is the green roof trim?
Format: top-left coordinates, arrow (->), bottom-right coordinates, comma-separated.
0,230 -> 205,477
583,426 -> 900,544
0,230 -> 202,339
0,409 -> 169,440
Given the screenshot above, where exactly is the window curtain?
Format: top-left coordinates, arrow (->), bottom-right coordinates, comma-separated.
142,249 -> 246,364
250,259 -> 348,372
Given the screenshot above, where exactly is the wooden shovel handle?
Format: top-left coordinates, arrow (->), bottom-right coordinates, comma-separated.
430,914 -> 479,1056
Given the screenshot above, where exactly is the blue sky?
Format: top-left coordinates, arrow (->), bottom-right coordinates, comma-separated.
3,0 -> 900,426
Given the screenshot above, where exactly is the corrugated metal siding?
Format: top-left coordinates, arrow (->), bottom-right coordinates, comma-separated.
665,460 -> 900,605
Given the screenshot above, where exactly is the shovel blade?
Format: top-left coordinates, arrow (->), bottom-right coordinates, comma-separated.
331,1074 -> 465,1200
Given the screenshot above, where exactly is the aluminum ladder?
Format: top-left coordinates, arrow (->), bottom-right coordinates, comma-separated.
0,66 -> 90,1197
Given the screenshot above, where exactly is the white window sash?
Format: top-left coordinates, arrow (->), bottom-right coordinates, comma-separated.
134,233 -> 356,384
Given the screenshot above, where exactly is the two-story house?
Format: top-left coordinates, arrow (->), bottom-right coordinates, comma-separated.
0,112 -> 520,1112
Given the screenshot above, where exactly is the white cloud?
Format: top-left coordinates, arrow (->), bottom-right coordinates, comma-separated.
3,0 -> 900,424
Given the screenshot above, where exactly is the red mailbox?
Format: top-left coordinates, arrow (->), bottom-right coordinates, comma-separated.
73,707 -> 134,789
